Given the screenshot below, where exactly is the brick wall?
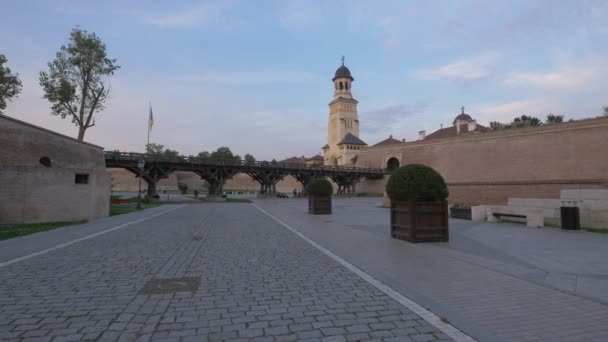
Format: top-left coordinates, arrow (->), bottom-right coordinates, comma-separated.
357,117 -> 608,205
0,114 -> 111,224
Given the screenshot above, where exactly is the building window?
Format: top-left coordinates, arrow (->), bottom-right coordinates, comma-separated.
75,174 -> 89,184
39,157 -> 51,167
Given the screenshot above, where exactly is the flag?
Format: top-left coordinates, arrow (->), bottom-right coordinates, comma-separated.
148,103 -> 154,130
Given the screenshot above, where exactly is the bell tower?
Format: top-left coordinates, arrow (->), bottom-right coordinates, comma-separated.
323,57 -> 366,166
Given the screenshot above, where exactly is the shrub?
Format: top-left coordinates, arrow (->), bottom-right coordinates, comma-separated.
177,182 -> 188,194
306,178 -> 333,196
386,164 -> 448,202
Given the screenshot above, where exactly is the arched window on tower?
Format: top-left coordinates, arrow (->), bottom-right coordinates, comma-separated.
339,82 -> 344,90
345,82 -> 349,90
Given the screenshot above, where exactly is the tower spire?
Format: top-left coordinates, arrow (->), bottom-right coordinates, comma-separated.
461,106 -> 465,114
341,56 -> 345,66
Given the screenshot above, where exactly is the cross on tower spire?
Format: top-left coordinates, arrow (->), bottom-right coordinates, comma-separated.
461,106 -> 465,114
341,56 -> 345,66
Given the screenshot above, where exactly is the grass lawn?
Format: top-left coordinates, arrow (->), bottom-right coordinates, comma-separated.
110,202 -> 162,216
0,221 -> 85,240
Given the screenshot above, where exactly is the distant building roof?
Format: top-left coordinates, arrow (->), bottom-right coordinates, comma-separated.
280,156 -> 306,164
322,144 -> 329,150
373,135 -> 402,147
306,154 -> 324,161
425,124 -> 488,140
337,133 -> 367,146
453,106 -> 472,124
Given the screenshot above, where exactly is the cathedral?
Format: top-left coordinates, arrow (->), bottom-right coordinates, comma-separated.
322,59 -> 367,166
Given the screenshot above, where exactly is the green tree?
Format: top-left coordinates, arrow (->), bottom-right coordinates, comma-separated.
146,143 -> 165,154
513,115 -> 542,127
545,113 -> 564,124
0,54 -> 22,114
244,153 -> 256,164
39,27 -> 119,141
210,146 -> 240,162
163,148 -> 180,159
197,151 -> 210,160
603,106 -> 608,116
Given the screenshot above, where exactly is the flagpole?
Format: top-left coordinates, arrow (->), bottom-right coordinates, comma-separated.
147,101 -> 151,153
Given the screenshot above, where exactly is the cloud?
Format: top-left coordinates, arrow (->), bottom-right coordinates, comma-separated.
180,71 -> 321,85
360,103 -> 429,142
505,64 -> 605,89
132,1 -> 236,29
414,52 -> 500,82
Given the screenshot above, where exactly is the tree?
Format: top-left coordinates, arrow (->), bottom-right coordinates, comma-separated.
545,113 -> 564,124
244,153 -> 256,164
163,149 -> 180,159
39,27 -> 119,141
197,151 -> 210,160
603,106 -> 608,116
0,54 -> 22,114
210,146 -> 240,162
513,115 -> 541,127
146,143 -> 165,154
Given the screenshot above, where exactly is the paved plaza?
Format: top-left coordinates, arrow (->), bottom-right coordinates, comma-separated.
1,199 -> 608,341
0,202 -> 455,342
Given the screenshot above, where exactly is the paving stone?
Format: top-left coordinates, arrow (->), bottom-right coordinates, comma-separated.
0,205 -> 452,342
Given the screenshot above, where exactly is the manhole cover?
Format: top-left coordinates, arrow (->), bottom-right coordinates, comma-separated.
139,277 -> 200,295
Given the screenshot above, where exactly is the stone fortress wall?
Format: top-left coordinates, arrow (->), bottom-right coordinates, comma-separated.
0,114 -> 111,224
356,117 -> 608,205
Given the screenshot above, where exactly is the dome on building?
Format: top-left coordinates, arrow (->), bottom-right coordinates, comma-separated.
452,106 -> 472,124
332,64 -> 354,81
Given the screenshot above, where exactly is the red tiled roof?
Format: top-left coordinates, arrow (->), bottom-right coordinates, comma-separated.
425,124 -> 488,140
373,135 -> 403,147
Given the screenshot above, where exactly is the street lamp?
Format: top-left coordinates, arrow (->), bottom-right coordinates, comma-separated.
136,159 -> 145,209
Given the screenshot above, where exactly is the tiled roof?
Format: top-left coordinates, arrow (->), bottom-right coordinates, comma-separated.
337,133 -> 367,146
425,124 -> 489,140
373,135 -> 402,147
306,154 -> 324,161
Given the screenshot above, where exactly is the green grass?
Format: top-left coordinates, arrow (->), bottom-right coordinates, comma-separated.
110,202 -> 162,216
0,221 -> 85,240
583,227 -> 608,234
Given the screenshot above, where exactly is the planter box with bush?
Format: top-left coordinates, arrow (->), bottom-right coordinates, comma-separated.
386,164 -> 449,242
306,178 -> 333,214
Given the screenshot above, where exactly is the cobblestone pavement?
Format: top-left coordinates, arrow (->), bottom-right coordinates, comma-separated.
0,204 -> 455,342
254,198 -> 608,342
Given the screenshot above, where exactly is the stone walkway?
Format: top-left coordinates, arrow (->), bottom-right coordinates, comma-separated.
0,204 -> 455,342
254,198 -> 608,342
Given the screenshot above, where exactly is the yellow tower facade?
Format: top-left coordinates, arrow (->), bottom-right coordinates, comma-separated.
323,59 -> 367,166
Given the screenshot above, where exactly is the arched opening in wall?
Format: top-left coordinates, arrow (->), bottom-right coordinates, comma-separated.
386,157 -> 400,172
39,157 -> 51,167
330,158 -> 338,166
339,82 -> 344,90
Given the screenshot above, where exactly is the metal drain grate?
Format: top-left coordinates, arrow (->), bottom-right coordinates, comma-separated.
139,277 -> 200,295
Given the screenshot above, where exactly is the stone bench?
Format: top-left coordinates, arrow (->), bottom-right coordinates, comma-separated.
478,205 -> 546,228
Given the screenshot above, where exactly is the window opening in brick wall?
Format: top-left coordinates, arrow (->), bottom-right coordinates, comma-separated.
39,157 -> 51,167
75,174 -> 89,184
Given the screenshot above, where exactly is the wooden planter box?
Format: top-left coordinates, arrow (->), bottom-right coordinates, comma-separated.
391,200 -> 449,242
309,195 -> 332,214
450,207 -> 472,220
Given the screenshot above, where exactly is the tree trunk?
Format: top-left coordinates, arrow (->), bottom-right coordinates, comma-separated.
77,125 -> 86,141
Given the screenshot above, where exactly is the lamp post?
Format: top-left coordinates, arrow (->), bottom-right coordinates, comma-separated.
137,159 -> 145,209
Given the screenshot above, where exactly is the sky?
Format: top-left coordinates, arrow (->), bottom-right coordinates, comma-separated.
2,0 -> 608,160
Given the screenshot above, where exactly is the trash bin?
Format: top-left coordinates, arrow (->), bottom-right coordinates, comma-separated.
560,201 -> 580,230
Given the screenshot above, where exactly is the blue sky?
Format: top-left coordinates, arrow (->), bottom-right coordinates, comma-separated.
3,0 -> 608,160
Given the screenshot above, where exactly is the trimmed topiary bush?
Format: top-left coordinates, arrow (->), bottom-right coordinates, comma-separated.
386,164 -> 448,202
306,178 -> 333,197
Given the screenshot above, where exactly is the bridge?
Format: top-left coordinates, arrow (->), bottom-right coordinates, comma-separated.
104,151 -> 385,196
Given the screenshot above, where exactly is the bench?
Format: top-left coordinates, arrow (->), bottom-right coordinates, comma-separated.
484,205 -> 545,228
